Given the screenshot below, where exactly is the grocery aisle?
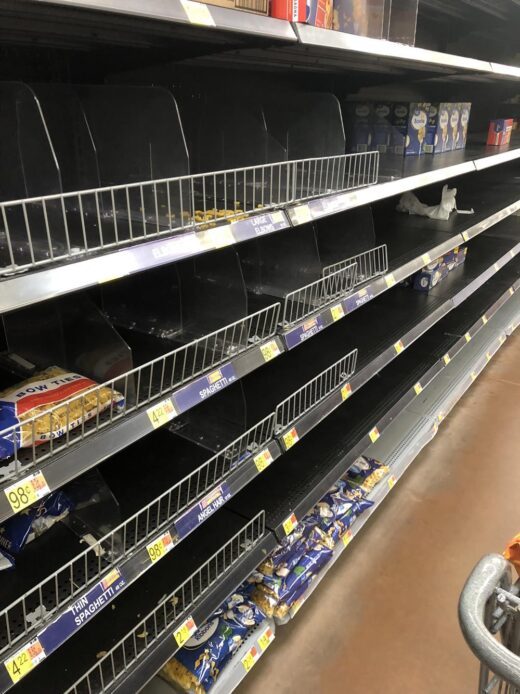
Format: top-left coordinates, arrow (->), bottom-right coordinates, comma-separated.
239,332 -> 520,694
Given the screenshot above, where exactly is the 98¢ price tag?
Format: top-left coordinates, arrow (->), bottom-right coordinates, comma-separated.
4,471 -> 50,513
174,616 -> 197,647
146,531 -> 174,564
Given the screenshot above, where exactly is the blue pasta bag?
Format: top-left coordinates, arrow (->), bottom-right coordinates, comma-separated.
0,490 -> 73,565
273,575 -> 313,619
282,542 -> 333,598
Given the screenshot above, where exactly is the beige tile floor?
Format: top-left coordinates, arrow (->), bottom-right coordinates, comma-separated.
238,332 -> 520,694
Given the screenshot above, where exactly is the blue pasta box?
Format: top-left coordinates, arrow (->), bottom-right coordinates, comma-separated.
405,102 -> 430,156
413,260 -> 448,292
344,101 -> 373,153
372,102 -> 392,153
390,102 -> 409,154
447,103 -> 461,150
424,103 -> 451,154
442,249 -> 457,271
456,103 -> 471,150
454,246 -> 468,266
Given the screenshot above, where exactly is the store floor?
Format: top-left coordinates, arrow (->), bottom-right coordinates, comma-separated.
238,332 -> 520,694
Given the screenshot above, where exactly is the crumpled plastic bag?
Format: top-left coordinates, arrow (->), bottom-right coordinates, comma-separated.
396,184 -> 474,221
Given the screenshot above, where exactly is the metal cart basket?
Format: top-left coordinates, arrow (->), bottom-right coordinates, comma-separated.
459,554 -> 520,693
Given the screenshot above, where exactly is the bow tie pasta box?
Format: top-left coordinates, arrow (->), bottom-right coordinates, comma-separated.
405,103 -> 430,156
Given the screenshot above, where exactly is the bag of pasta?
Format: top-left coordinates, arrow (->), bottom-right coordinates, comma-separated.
0,367 -> 125,459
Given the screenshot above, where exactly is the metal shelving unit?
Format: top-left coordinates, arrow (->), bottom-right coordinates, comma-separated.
0,5 -> 519,694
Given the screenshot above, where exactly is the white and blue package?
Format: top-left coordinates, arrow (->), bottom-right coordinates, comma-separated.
347,455 -> 389,491
0,366 -> 124,460
161,592 -> 266,693
0,490 -> 73,567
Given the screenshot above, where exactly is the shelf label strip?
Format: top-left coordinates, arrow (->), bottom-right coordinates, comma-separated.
175,483 -> 232,539
284,314 -> 326,350
173,363 -> 237,413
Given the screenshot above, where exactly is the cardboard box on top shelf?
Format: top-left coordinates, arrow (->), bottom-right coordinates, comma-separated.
405,103 -> 430,156
197,0 -> 268,13
271,0 -> 332,26
424,103 -> 451,154
333,0 -> 385,37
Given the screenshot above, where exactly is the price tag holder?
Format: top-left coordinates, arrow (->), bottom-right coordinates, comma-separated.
242,645 -> 260,672
282,427 -> 299,450
260,340 -> 281,363
174,616 -> 197,647
292,204 -> 312,225
341,383 -> 352,401
342,529 -> 353,547
254,449 -> 273,473
368,426 -> 380,443
147,398 -> 177,430
282,512 -> 298,536
394,339 -> 404,355
330,303 -> 345,322
258,626 -> 274,652
4,471 -> 50,514
180,0 -> 215,25
4,638 -> 45,684
413,382 -> 423,395
147,531 -> 174,564
385,273 -> 396,289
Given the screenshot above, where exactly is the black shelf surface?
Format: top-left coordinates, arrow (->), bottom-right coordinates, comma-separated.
227,255 -> 520,539
9,507 -> 276,694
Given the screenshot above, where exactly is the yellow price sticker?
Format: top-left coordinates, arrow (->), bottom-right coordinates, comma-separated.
180,0 -> 216,25
482,314 -> 488,325
421,253 -> 431,265
330,303 -> 345,322
254,449 -> 273,473
341,383 -> 352,401
4,471 -> 50,514
5,639 -> 45,684
147,398 -> 177,430
385,273 -> 396,289
486,352 -> 491,362
470,371 -> 477,381
258,626 -> 274,652
174,616 -> 197,647
394,340 -> 404,355
242,646 -> 259,673
443,353 -> 451,365
368,426 -> 380,443
292,204 -> 312,225
464,332 -> 471,343
282,427 -> 299,450
260,340 -> 281,363
147,531 -> 174,564
342,529 -> 353,547
413,382 -> 423,396
388,475 -> 397,490
462,231 -> 470,242
283,512 -> 298,536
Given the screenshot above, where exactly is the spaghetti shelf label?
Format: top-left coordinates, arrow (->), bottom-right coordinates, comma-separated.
284,315 -> 326,350
343,286 -> 374,313
173,363 -> 237,413
38,568 -> 126,654
175,483 -> 232,539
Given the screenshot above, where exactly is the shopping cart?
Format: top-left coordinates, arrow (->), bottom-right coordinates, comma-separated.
459,554 -> 520,693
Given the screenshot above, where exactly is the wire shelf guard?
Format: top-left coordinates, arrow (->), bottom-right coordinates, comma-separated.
281,262 -> 357,328
0,304 -> 280,482
275,349 -> 358,433
0,417 -> 274,656
65,512 -> 266,694
323,244 -> 389,286
0,153 -> 379,276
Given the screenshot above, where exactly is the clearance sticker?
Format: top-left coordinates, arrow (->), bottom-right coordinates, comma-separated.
174,616 -> 197,647
260,340 -> 281,363
283,513 -> 298,536
254,449 -> 273,473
